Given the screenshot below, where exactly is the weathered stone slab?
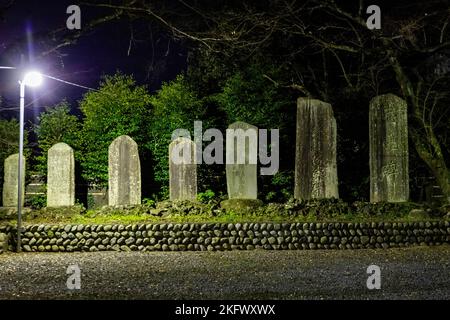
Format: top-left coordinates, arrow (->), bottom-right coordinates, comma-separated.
369,94 -> 409,202
225,121 -> 258,199
108,135 -> 141,206
47,143 -> 75,207
2,153 -> 25,207
0,232 -> 8,254
294,98 -> 339,200
169,137 -> 197,201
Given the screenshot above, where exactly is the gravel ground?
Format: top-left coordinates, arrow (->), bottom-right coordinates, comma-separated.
0,245 -> 449,300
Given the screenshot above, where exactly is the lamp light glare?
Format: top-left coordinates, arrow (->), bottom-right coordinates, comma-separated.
23,71 -> 43,87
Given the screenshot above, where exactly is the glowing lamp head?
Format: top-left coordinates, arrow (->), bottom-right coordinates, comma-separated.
23,71 -> 43,87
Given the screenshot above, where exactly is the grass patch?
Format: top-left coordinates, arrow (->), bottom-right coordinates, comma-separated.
4,210 -> 447,226
1,199 -> 448,226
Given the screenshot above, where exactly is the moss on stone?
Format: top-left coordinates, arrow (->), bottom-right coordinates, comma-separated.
220,199 -> 264,213
1,198 -> 449,226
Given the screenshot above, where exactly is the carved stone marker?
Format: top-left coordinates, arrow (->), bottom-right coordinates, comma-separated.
294,98 -> 339,200
369,94 -> 409,202
108,135 -> 141,206
225,121 -> 258,199
47,143 -> 75,207
2,153 -> 25,207
169,137 -> 197,201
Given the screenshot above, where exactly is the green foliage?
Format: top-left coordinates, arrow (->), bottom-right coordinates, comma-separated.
212,62 -> 295,198
283,198 -> 352,219
25,204 -> 86,223
264,171 -> 293,202
352,201 -> 421,217
79,72 -> 152,186
14,199 -> 448,225
87,205 -> 153,216
197,189 -> 215,203
34,101 -> 81,177
142,198 -> 156,207
87,194 -> 96,210
0,119 -> 20,155
214,63 -> 291,129
146,75 -> 204,196
26,194 -> 47,210
0,119 -> 20,201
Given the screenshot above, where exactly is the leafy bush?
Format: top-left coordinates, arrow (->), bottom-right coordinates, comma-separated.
264,171 -> 293,202
87,194 -> 96,210
79,73 -> 152,186
34,101 -> 81,177
214,63 -> 295,200
27,194 -> 47,210
145,75 -> 204,197
142,198 -> 156,207
214,63 -> 291,129
197,189 -> 215,203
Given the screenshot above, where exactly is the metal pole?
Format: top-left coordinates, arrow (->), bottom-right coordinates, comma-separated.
17,81 -> 25,253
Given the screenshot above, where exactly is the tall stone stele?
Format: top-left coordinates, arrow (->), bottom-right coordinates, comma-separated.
225,121 -> 258,200
369,94 -> 409,202
169,137 -> 197,201
294,98 -> 339,200
108,135 -> 141,206
2,153 -> 25,207
47,142 -> 75,207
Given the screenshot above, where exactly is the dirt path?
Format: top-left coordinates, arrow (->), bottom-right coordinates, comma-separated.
0,245 -> 449,299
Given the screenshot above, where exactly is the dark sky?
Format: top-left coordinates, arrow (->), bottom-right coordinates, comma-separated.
0,0 -> 187,121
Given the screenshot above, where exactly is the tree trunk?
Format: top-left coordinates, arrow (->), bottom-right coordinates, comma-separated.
410,129 -> 450,203
387,51 -> 450,203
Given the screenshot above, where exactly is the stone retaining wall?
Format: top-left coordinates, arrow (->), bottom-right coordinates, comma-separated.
0,221 -> 449,253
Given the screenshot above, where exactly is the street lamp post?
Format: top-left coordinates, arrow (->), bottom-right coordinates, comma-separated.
1,66 -> 93,252
16,71 -> 42,252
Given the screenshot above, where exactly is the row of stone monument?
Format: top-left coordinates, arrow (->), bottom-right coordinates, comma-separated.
1,93 -> 409,208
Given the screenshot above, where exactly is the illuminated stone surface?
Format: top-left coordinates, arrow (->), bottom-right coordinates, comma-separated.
369,94 -> 409,202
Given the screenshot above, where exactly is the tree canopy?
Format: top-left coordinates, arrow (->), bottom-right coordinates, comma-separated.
79,73 -> 152,186
34,101 -> 81,177
1,0 -> 449,203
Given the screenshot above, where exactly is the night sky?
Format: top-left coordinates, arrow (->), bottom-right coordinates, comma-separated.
0,0 -> 187,121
